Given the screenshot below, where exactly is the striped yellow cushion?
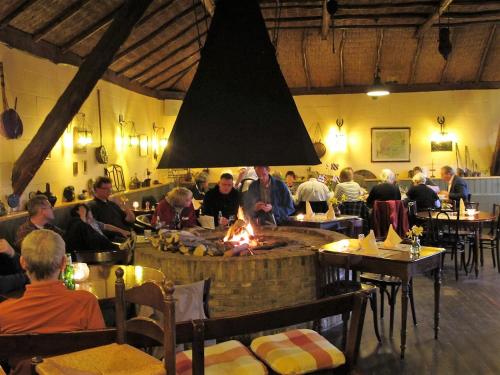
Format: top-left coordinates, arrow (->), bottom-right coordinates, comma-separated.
176,340 -> 267,375
36,343 -> 165,375
250,329 -> 345,375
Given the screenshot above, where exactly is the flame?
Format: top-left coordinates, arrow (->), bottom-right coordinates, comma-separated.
237,206 -> 245,221
224,222 -> 256,246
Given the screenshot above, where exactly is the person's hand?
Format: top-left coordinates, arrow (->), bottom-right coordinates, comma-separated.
254,202 -> 266,211
0,239 -> 15,257
262,204 -> 273,213
219,216 -> 229,226
119,229 -> 131,238
438,190 -> 449,198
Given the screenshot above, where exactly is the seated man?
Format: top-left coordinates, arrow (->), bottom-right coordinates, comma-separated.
202,173 -> 240,226
244,166 -> 294,225
412,166 -> 437,186
0,230 -> 104,334
64,204 -> 130,253
295,174 -> 332,213
440,165 -> 470,203
88,177 -> 135,241
15,195 -> 64,249
0,239 -> 28,295
285,171 -> 298,195
406,173 -> 440,211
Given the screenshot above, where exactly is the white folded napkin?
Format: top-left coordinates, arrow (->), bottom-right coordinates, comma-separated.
305,201 -> 314,219
459,198 -> 466,216
383,224 -> 402,248
326,202 -> 335,220
360,230 -> 378,252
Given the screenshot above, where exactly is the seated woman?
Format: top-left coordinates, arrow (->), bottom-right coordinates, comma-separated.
334,167 -> 365,202
366,169 -> 401,207
151,187 -> 197,229
64,204 -> 129,252
406,173 -> 440,211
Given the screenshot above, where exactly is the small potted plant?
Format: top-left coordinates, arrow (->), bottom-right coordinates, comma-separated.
406,225 -> 424,256
329,194 -> 347,216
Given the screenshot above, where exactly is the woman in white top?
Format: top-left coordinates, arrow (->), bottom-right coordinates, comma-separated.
334,168 -> 365,201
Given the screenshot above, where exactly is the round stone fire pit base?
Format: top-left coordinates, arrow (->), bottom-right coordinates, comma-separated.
135,226 -> 344,317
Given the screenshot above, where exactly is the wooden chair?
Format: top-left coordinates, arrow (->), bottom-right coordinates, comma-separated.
480,204 -> 500,272
317,255 -> 381,343
175,291 -> 368,375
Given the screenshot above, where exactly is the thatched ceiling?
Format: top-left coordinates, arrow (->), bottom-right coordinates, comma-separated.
0,0 -> 498,99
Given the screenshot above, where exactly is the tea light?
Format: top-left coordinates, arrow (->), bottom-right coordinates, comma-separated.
132,201 -> 139,209
466,208 -> 477,216
73,262 -> 90,282
296,214 -> 305,221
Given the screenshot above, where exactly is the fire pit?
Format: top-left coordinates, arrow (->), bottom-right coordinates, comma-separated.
135,226 -> 345,317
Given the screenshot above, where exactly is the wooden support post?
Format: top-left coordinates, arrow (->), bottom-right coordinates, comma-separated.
302,29 -> 312,90
321,0 -> 330,40
491,123 -> 500,176
11,0 -> 153,196
339,30 -> 346,87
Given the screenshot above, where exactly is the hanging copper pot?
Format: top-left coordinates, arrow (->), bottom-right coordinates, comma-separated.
313,141 -> 326,159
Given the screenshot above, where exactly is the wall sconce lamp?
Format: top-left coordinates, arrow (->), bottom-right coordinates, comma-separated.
431,116 -> 455,151
152,122 -> 168,160
128,121 -> 139,147
325,118 -> 347,153
73,113 -> 93,152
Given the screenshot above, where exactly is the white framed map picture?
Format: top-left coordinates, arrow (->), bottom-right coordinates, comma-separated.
371,127 -> 411,162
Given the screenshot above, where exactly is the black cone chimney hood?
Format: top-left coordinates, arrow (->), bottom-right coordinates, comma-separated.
157,0 -> 320,168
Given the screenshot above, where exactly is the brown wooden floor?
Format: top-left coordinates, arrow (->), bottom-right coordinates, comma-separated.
341,254 -> 500,375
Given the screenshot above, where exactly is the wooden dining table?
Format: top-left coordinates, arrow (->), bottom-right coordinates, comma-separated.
285,214 -> 362,237
76,265 -> 165,303
416,211 -> 496,277
318,242 -> 445,359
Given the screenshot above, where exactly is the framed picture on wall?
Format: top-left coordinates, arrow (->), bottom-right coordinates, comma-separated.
371,127 -> 411,162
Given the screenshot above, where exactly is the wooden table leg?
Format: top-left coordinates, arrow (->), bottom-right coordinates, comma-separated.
474,224 -> 480,278
400,280 -> 409,359
434,262 -> 442,340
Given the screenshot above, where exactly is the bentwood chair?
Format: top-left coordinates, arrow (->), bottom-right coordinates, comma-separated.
480,204 -> 500,272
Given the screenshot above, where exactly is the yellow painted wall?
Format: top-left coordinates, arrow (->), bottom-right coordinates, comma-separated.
0,45 -> 174,209
293,90 -> 500,180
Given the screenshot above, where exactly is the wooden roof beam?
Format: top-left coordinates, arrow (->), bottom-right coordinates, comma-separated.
140,48 -> 200,86
113,2 -> 202,63
32,0 -> 92,42
11,0 -> 154,197
128,32 -> 207,81
302,29 -> 311,90
0,0 -> 39,30
339,30 -> 346,87
153,58 -> 199,89
409,36 -> 424,83
61,6 -> 122,53
321,0 -> 329,40
201,0 -> 215,16
476,24 -> 496,82
415,0 -> 454,38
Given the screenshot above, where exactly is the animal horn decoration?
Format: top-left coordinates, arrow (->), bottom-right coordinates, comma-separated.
336,118 -> 344,130
437,116 -> 445,133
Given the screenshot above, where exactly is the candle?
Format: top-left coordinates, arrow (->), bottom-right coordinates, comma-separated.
132,201 -> 139,209
73,262 -> 90,282
296,214 -> 305,221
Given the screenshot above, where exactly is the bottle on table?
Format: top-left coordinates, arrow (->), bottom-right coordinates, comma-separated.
63,254 -> 75,290
173,211 -> 181,230
218,211 -> 223,227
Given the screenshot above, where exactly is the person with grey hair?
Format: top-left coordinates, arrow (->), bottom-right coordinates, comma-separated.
190,172 -> 209,200
366,169 -> 401,207
15,195 -> 64,249
406,172 -> 440,211
151,187 -> 197,228
0,230 -> 104,336
440,165 -> 470,202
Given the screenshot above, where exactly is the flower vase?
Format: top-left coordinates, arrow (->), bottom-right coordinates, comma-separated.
410,237 -> 421,257
334,205 -> 341,216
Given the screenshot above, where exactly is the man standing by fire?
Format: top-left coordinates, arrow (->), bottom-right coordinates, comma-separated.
244,166 -> 294,225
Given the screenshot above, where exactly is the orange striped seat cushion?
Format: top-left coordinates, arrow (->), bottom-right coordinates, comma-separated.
176,340 -> 267,375
250,329 -> 345,375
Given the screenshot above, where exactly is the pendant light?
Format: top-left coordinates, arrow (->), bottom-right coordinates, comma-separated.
366,68 -> 390,97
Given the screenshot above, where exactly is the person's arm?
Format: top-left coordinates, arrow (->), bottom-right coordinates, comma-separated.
84,295 -> 106,329
272,183 -> 295,223
0,273 -> 28,294
243,183 -> 258,218
202,191 -> 216,218
102,223 -> 130,238
186,204 -> 197,227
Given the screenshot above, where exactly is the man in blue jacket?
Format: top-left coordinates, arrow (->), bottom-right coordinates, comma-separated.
244,166 -> 294,225
440,165 -> 470,203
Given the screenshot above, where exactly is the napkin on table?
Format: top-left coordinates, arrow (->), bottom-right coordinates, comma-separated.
305,201 -> 314,219
459,198 -> 466,215
326,202 -> 336,220
383,224 -> 402,248
360,230 -> 378,252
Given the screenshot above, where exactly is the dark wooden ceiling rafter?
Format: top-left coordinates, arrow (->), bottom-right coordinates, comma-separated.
114,16 -> 208,74
410,36 -> 424,83
128,31 -> 208,81
154,58 -> 200,89
140,48 -> 200,86
32,0 -> 93,43
113,1 -> 202,63
169,60 -> 197,88
302,29 -> 312,90
61,2 -> 124,54
476,24 -> 497,81
374,28 -> 385,77
0,0 -> 39,30
339,30 -> 346,87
